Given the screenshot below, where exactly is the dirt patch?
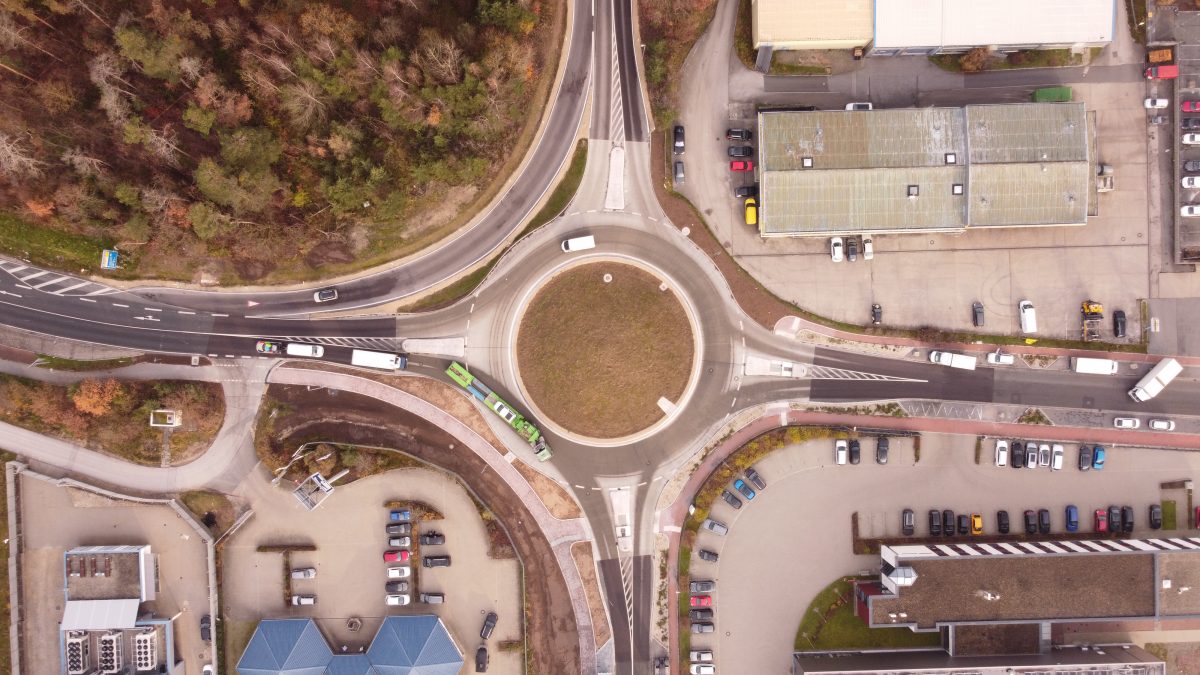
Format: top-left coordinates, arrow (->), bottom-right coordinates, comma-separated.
255,383 -> 580,674
180,490 -> 237,538
304,241 -> 356,269
513,460 -> 583,519
516,262 -> 694,437
571,541 -> 612,647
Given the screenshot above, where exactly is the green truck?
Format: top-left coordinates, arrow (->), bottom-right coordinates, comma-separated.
445,361 -> 552,461
1032,86 -> 1072,103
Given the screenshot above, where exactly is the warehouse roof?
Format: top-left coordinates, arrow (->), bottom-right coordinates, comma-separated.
873,0 -> 1115,51
752,0 -> 872,48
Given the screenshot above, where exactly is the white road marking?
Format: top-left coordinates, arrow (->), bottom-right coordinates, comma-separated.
15,285 -> 30,290
31,275 -> 66,289
178,310 -> 195,315
224,355 -> 236,358
53,281 -> 90,294
112,303 -> 129,308
85,287 -> 113,296
211,313 -> 228,317
145,307 -> 161,312
5,265 -> 25,274
0,291 -> 21,298
77,298 -> 96,303
18,270 -> 48,283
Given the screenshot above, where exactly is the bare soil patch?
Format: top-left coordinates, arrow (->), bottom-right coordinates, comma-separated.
571,541 -> 612,647
513,459 -> 583,519
516,262 -> 694,438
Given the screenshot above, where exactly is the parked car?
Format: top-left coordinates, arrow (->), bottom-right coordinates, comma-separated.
691,622 -> 714,634
734,184 -> 758,199
385,594 -> 409,606
972,301 -> 985,327
422,556 -> 451,568
383,550 -> 410,563
690,595 -> 712,608
847,238 -> 858,262
846,102 -> 872,110
835,439 -> 848,465
1150,504 -> 1164,530
1183,205 -> 1200,217
1149,419 -> 1176,431
688,609 -> 714,620
690,650 -> 714,662
1109,506 -> 1123,533
901,509 -> 915,535
745,466 -> 767,490
928,509 -> 942,536
314,287 -> 338,303
255,340 -> 281,354
726,128 -> 752,141
673,125 -> 685,155
388,536 -> 411,548
200,614 -> 211,642
1023,510 -> 1037,535
385,580 -> 409,593
1078,445 -> 1092,471
1186,133 -> 1200,145
1114,417 -> 1140,429
830,237 -> 844,262
970,514 -> 983,536
1050,444 -> 1064,471
387,566 -> 410,579
987,350 -> 1015,365
743,198 -> 756,227
1011,442 -> 1025,469
697,549 -> 719,563
957,514 -> 969,535
1112,310 -> 1127,338
674,161 -> 684,183
1065,505 -> 1079,532
720,490 -> 742,509
871,303 -> 882,325
476,646 -> 489,673
420,593 -> 445,604
1183,100 -> 1200,112
386,523 -> 411,536
862,236 -> 874,260
943,510 -> 955,537
689,580 -> 716,593
732,478 -> 756,500
702,518 -> 729,535
1092,446 -> 1106,470
994,439 -> 1008,467
876,437 -> 889,464
291,567 -> 317,579
1025,445 -> 1039,470
848,439 -> 861,465
727,145 -> 753,158
997,510 -> 1010,534
729,160 -> 754,171
690,665 -> 716,675
1094,508 -> 1108,533
481,612 -> 498,639
420,531 -> 446,546
1187,160 -> 1200,172
1145,98 -> 1169,109
292,595 -> 316,606
389,509 -> 412,522
1038,509 -> 1051,534
1122,506 -> 1135,533
1038,444 -> 1051,467
1184,118 -> 1200,130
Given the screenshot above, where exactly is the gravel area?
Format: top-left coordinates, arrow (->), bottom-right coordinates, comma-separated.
950,623 -> 1040,656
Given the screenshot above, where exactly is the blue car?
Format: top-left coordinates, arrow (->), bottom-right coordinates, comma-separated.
1092,446 -> 1106,470
1065,505 -> 1079,532
732,478 -> 756,500
389,509 -> 412,522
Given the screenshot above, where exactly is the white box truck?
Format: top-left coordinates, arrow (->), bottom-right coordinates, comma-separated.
1128,357 -> 1182,402
350,349 -> 408,370
1018,300 -> 1037,334
1070,357 -> 1118,375
929,351 -> 977,370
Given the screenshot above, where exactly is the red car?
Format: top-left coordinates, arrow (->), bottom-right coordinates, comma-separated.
1094,509 -> 1108,533
383,550 -> 410,562
690,595 -> 712,608
729,160 -> 754,172
1183,101 -> 1200,112
1195,505 -> 1200,529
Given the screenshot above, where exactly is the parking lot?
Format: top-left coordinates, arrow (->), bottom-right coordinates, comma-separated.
16,470 -> 213,675
223,468 -> 521,674
686,433 -> 1200,675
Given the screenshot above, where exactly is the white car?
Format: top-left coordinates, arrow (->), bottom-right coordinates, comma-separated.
835,439 -> 848,465
1149,419 -> 1176,431
385,594 -> 410,606
1184,133 -> 1200,145
290,567 -> 317,579
830,237 -> 844,262
862,236 -> 874,260
1184,176 -> 1200,189
986,350 -> 1015,365
291,595 -> 316,606
1145,98 -> 1169,109
1183,205 -> 1200,217
690,665 -> 716,675
1114,417 -> 1141,429
387,566 -> 411,579
689,650 -> 713,662
1050,444 -> 1064,471
1038,443 -> 1051,467
994,440 -> 1008,467
845,102 -> 873,110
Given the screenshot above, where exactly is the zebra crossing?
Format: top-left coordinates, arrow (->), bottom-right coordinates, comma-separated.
608,18 -> 626,145
277,336 -> 401,351
806,365 -> 925,382
0,259 -> 118,297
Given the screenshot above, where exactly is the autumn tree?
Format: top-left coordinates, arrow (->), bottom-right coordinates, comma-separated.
959,47 -> 992,73
72,379 -> 126,417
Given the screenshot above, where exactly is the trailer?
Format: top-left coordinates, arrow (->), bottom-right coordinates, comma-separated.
1129,358 -> 1183,402
929,351 -> 977,370
1081,300 -> 1104,342
445,362 -> 552,461
350,349 -> 408,370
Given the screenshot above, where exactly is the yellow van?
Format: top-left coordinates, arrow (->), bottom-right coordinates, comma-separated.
744,198 -> 757,226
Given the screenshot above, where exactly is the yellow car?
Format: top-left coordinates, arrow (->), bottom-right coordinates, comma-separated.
970,514 -> 983,535
744,198 -> 758,226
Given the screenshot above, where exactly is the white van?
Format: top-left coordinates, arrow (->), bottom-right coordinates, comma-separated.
285,343 -> 325,358
1070,357 -> 1118,375
561,235 -> 595,253
1018,300 -> 1037,334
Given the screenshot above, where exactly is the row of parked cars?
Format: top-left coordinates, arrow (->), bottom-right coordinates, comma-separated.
382,508 -> 449,606
829,235 -> 874,263
717,466 -> 766,510
834,437 -> 889,465
290,566 -> 318,606
993,440 -> 1103,471
910,503 -> 1162,537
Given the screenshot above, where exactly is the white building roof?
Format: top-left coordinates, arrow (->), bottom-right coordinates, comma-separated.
61,599 -> 139,631
753,0 -> 872,49
873,0 -> 1115,50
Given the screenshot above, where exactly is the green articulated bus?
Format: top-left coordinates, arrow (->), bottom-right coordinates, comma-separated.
445,361 -> 552,461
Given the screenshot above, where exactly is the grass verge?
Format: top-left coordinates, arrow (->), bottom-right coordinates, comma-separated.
0,211 -> 122,277
733,0 -> 756,69
929,48 -> 1082,73
795,577 -> 942,651
180,491 -> 236,538
1127,0 -> 1148,45
1163,500 -> 1177,531
35,355 -> 136,371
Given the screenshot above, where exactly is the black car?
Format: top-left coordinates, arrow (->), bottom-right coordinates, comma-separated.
420,531 -> 446,546
849,440 -> 861,465
720,490 -> 743,509
673,125 -> 685,155
200,614 -> 211,642
942,510 -> 955,537
957,514 -> 969,535
876,437 -> 889,464
1187,160 -> 1200,172
1122,506 -> 1135,533
726,128 -> 752,141
929,509 -> 941,536
481,612 -> 498,639
475,646 -> 489,673
871,303 -> 882,325
423,556 -> 451,568
1038,509 -> 1051,534
1110,505 -> 1123,533
745,466 -> 767,490
1078,445 -> 1093,471
1113,310 -> 1126,338
697,549 -> 719,563
1149,504 -> 1163,530
688,608 -> 714,620
971,301 -> 985,327
997,510 -> 1010,534
1184,118 -> 1200,130
728,145 -> 753,158
386,580 -> 409,593
734,184 -> 758,199
847,238 -> 858,261
1011,442 -> 1024,469
386,523 -> 412,536
901,508 -> 914,535
1023,510 -> 1037,534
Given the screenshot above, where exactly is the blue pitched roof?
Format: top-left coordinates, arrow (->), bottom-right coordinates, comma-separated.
237,617 -> 461,675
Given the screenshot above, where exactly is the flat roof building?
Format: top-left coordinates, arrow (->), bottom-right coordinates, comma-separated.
752,0 -> 872,51
793,644 -> 1166,674
756,103 -> 1093,237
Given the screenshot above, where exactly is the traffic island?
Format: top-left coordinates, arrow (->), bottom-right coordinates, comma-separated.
515,261 -> 695,439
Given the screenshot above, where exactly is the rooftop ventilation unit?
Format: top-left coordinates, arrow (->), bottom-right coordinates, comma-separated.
134,630 -> 157,671
99,631 -> 122,674
66,632 -> 90,675
907,185 -> 919,198
802,157 -> 813,168
945,153 -> 957,164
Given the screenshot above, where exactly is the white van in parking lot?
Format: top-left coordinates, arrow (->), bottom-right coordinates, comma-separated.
285,343 -> 325,358
1018,300 -> 1037,334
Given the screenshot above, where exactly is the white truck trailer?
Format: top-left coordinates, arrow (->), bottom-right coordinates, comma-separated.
929,351 -> 977,370
350,349 -> 408,370
1128,358 -> 1182,402
1070,357 -> 1119,375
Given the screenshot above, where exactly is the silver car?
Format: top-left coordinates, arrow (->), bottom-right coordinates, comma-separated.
701,518 -> 728,536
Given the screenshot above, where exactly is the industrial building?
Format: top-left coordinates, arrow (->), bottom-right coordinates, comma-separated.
755,103 -> 1095,238
793,644 -> 1166,674
750,0 -> 872,52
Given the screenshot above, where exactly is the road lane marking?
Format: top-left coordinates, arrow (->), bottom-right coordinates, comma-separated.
15,285 -> 30,289
178,310 -> 195,315
53,281 -> 90,294
18,271 -> 48,283
224,355 -> 236,358
0,291 -> 21,298
77,298 -> 96,303
144,307 -> 162,312
211,313 -> 228,317
112,303 -> 129,308
5,265 -> 25,274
